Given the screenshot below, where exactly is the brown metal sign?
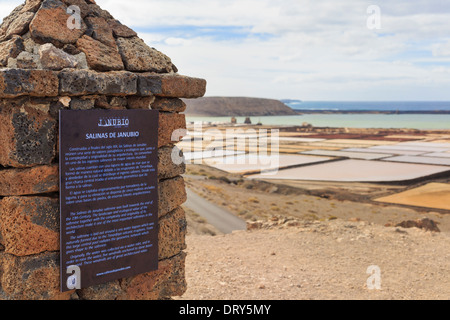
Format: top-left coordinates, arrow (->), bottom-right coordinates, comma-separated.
59,109 -> 159,292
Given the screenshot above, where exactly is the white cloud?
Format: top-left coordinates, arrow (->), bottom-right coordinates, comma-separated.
164,37 -> 192,46
432,40 -> 450,57
2,0 -> 450,100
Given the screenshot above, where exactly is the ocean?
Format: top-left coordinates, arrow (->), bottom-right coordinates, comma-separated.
186,101 -> 450,130
282,100 -> 450,113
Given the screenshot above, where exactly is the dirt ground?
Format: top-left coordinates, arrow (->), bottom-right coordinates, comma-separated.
178,219 -> 449,300
176,164 -> 450,300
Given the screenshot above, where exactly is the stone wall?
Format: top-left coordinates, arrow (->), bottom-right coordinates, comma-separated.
0,0 -> 206,300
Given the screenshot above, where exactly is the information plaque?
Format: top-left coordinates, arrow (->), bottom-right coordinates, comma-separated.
59,109 -> 159,292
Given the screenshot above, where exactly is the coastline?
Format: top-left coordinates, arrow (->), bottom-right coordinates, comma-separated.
293,110 -> 450,114
185,113 -> 450,130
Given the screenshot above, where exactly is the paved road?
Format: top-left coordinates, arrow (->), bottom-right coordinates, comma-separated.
184,189 -> 247,234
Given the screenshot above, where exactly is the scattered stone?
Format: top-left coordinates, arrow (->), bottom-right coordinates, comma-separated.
116,36 -> 175,73
395,228 -> 408,234
396,218 -> 440,232
247,216 -> 306,230
76,35 -> 124,71
39,43 -> 78,70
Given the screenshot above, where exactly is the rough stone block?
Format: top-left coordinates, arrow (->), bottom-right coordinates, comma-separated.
158,112 -> 186,148
137,73 -> 207,98
0,164 -> 59,196
158,146 -> 186,180
151,97 -> 187,113
77,281 -> 124,300
23,0 -> 43,13
158,176 -> 187,217
158,207 -> 187,260
61,0 -> 90,18
0,36 -> 25,67
0,6 -> 35,42
84,16 -> 116,48
29,0 -> 87,46
58,69 -> 137,96
76,35 -> 124,71
86,3 -> 114,20
0,99 -> 57,167
0,252 -> 71,300
117,252 -> 187,300
0,69 -> 59,98
116,37 -> 175,73
0,196 -> 59,257
107,19 -> 137,38
126,96 -> 154,109
10,51 -> 42,69
69,96 -> 96,110
39,43 -> 78,70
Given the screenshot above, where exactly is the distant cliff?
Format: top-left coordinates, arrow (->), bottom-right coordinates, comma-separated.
182,97 -> 297,116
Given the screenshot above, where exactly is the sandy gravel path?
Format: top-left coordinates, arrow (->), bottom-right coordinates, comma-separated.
184,188 -> 247,233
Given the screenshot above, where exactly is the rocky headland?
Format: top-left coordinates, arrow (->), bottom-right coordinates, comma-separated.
183,97 -> 297,117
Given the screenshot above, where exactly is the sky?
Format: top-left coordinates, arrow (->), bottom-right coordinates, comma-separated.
2,0 -> 450,101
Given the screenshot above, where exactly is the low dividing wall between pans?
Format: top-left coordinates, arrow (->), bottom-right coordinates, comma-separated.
247,159 -> 450,183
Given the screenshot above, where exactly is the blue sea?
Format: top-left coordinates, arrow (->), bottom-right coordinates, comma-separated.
186,101 -> 450,130
282,100 -> 450,113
